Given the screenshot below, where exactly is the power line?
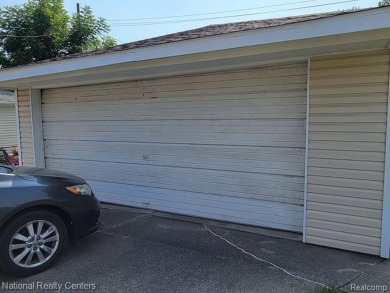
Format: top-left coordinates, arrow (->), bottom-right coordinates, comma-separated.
1,0 -> 361,38
107,0 -> 316,22
110,0 -> 359,26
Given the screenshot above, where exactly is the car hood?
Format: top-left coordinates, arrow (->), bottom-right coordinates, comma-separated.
12,166 -> 85,183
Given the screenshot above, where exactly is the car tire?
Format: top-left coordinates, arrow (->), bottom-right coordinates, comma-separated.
0,210 -> 68,277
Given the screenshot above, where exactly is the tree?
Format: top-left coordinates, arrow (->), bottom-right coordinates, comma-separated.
0,0 -> 116,68
65,6 -> 115,54
379,0 -> 390,6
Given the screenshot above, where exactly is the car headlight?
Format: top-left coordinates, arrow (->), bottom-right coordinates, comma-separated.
66,184 -> 92,196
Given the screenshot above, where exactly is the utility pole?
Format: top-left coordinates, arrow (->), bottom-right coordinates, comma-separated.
76,3 -> 80,14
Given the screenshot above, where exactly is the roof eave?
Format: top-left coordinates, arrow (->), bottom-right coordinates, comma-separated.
1,7 -> 389,88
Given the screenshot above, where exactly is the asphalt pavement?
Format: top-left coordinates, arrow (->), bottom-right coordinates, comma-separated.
0,205 -> 388,293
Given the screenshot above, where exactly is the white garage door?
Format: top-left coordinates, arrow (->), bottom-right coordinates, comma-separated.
42,63 -> 307,232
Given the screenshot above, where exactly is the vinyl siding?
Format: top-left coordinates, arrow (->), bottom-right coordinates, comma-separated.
17,89 -> 34,166
306,50 -> 390,255
0,103 -> 17,146
42,63 -> 307,232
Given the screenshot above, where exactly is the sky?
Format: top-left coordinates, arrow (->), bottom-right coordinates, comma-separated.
1,0 -> 381,44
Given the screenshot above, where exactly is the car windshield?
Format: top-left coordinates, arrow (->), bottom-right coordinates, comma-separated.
0,166 -> 13,174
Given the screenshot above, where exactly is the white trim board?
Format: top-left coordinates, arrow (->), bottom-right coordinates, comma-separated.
303,57 -> 310,243
30,89 -> 45,168
381,69 -> 390,259
14,89 -> 22,166
0,7 -> 389,84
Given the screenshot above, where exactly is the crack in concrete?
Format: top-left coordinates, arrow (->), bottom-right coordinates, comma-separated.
337,259 -> 384,291
203,223 -> 328,288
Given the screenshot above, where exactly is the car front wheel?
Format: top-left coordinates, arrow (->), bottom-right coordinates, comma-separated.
0,210 -> 67,277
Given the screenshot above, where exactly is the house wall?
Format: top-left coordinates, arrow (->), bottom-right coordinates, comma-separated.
16,89 -> 34,166
0,103 -> 17,147
13,48 -> 390,256
306,50 -> 390,255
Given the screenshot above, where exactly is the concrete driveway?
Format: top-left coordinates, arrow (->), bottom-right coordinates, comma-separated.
0,205 -> 389,293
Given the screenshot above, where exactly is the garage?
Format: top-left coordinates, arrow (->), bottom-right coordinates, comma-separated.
41,63 -> 307,232
4,8 -> 390,256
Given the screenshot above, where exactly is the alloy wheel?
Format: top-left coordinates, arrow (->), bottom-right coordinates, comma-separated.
8,220 -> 60,268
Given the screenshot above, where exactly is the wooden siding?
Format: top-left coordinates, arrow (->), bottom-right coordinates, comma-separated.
42,63 -> 307,232
17,89 -> 34,166
0,103 -> 17,146
306,50 -> 390,255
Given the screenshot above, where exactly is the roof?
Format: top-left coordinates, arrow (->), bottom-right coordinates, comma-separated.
1,6 -> 388,89
10,8 -> 376,66
0,90 -> 15,104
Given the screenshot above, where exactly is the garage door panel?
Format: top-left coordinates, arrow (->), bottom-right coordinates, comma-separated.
43,112 -> 306,122
44,132 -> 304,147
44,63 -> 307,97
42,105 -> 306,121
46,158 -> 304,187
42,63 -> 306,232
91,181 -> 304,213
45,63 -> 306,93
44,90 -> 307,104
42,118 -> 306,128
43,120 -> 305,136
43,84 -> 306,102
43,121 -> 305,135
88,181 -> 304,232
45,149 -> 304,174
46,159 -> 304,204
43,98 -> 306,112
45,143 -> 304,175
45,140 -> 305,159
47,155 -> 303,177
42,95 -> 306,111
43,79 -> 307,100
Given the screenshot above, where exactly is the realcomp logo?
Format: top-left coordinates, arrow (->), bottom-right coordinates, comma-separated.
350,283 -> 388,292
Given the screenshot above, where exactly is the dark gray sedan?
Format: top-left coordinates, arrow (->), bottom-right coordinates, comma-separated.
0,165 -> 100,277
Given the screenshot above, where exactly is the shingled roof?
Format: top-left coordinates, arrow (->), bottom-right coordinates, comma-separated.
26,8 -> 371,65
